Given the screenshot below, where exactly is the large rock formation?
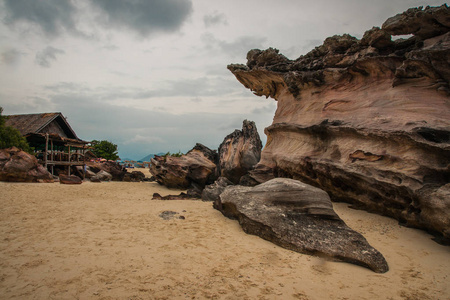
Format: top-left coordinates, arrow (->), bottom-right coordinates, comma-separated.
218,120 -> 262,184
0,147 -> 53,182
228,5 -> 450,243
87,161 -> 127,181
149,119 -> 263,191
149,143 -> 218,189
217,178 -> 389,273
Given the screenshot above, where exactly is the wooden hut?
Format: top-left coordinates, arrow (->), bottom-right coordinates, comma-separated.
5,112 -> 90,175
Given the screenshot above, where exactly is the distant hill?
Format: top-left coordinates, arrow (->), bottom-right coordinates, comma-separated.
139,153 -> 165,162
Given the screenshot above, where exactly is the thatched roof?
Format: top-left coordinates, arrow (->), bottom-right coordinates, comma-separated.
5,112 -> 80,140
26,133 -> 89,148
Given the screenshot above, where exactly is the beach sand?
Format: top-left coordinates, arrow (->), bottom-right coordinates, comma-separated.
0,173 -> 449,299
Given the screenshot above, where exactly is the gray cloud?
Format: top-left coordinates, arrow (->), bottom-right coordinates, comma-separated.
91,0 -> 193,37
10,80 -> 273,159
3,0 -> 78,37
41,92 -> 262,159
101,44 -> 119,51
252,102 -> 277,115
1,48 -> 24,66
45,75 -> 240,101
203,11 -> 228,28
35,46 -> 65,68
202,33 -> 267,58
2,0 -> 193,38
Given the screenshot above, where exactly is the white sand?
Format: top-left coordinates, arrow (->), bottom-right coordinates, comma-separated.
0,178 -> 449,299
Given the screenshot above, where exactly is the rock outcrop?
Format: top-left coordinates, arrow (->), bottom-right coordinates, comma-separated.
149,143 -> 218,189
201,177 -> 234,204
0,147 -> 53,182
228,5 -> 450,243
218,120 -> 262,184
217,178 -> 389,273
123,170 -> 146,182
91,170 -> 112,182
87,161 -> 127,181
148,120 -> 262,191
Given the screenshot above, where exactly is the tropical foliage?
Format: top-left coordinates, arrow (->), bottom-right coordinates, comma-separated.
0,107 -> 32,152
91,139 -> 119,160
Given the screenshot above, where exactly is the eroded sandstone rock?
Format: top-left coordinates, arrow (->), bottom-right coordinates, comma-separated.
228,5 -> 450,243
149,143 -> 218,189
382,5 -> 450,39
218,120 -> 262,184
217,178 -> 389,273
0,147 -> 53,182
87,161 -> 127,181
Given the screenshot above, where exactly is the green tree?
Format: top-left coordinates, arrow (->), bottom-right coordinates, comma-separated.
163,151 -> 184,158
0,107 -> 32,152
91,139 -> 119,160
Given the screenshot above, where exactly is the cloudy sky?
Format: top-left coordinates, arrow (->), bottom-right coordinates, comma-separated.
0,0 -> 445,160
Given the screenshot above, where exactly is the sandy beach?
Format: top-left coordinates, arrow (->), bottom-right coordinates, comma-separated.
0,174 -> 449,299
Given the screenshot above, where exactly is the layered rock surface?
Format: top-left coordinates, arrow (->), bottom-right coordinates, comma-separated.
87,161 -> 127,181
149,143 -> 218,189
0,147 -> 53,182
218,120 -> 262,184
217,178 -> 389,273
149,120 -> 263,190
228,5 -> 450,242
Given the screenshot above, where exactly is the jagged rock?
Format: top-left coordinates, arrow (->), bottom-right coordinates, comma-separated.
239,164 -> 275,186
202,177 -> 234,203
218,120 -> 263,184
217,178 -> 389,273
59,174 -> 82,184
149,143 -> 218,189
123,170 -> 146,182
228,6 -> 450,243
361,27 -> 393,49
0,147 -> 53,182
382,5 -> 450,39
91,170 -> 112,182
87,161 -> 127,181
186,183 -> 203,198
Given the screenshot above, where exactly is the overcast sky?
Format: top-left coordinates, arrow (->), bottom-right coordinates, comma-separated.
0,0 -> 446,160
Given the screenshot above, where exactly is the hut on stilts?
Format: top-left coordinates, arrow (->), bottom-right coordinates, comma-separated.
5,112 -> 91,176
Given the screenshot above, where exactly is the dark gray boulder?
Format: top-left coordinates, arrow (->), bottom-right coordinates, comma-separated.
216,178 -> 389,273
201,177 -> 234,204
